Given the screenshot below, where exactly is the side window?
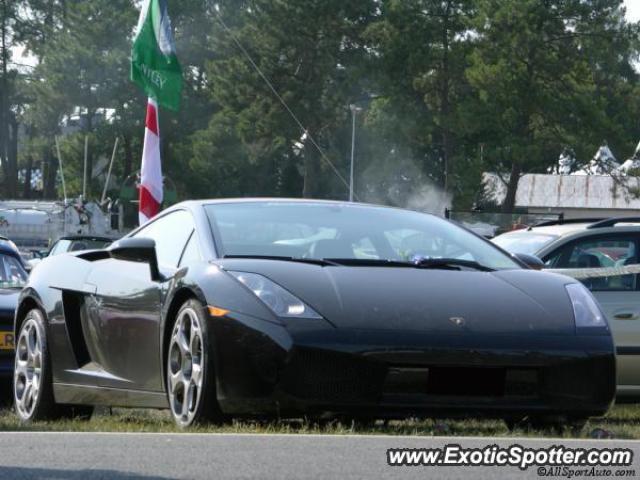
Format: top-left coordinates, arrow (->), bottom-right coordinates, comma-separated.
134,210 -> 195,268
552,237 -> 637,292
179,232 -> 201,267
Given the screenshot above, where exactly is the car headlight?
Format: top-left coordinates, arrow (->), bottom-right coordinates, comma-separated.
229,271 -> 322,319
565,283 -> 607,329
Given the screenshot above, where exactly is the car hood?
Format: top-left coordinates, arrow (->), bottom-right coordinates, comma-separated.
219,260 -> 577,335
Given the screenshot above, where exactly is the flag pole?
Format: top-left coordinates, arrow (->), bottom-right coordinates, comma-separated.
101,137 -> 120,204
54,136 -> 68,204
83,135 -> 89,200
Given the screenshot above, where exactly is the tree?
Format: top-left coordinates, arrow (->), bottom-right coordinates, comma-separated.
0,0 -> 20,197
366,0 -> 475,196
16,0 -> 139,199
466,0 -> 638,212
198,0 -> 376,199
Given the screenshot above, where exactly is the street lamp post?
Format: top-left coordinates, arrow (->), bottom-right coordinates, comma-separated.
349,104 -> 362,202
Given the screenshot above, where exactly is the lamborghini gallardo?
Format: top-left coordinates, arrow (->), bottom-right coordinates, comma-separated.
13,199 -> 616,428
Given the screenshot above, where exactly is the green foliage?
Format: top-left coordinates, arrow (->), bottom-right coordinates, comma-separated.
2,0 -> 640,215
464,0 -> 639,209
191,0 -> 376,199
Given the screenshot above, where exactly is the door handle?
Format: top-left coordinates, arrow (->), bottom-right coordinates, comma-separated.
613,312 -> 640,321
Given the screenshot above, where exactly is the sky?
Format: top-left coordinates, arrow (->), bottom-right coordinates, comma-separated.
626,0 -> 640,22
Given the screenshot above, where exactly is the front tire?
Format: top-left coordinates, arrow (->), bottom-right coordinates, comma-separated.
14,308 -> 93,422
166,299 -> 223,427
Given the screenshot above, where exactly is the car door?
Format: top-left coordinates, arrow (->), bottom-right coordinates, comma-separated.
83,210 -> 196,392
544,234 -> 640,394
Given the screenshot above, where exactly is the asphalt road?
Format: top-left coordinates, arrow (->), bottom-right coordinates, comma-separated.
0,432 -> 638,480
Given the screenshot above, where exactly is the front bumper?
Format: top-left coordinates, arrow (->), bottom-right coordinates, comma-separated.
210,313 -> 616,420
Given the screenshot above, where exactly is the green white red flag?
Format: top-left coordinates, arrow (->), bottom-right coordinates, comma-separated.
138,98 -> 163,224
130,0 -> 182,224
131,0 -> 182,111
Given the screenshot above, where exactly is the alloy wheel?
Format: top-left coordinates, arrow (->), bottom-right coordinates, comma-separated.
167,307 -> 205,426
14,319 -> 43,420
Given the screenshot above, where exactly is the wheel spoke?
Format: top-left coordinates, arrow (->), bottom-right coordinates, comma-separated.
22,382 -> 33,409
27,326 -> 36,358
31,378 -> 40,400
15,359 -> 28,377
182,381 -> 193,418
169,370 -> 183,394
177,329 -> 190,355
33,340 -> 42,362
191,363 -> 202,385
189,326 -> 201,354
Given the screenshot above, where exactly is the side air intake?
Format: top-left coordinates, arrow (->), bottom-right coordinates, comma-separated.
61,291 -> 92,367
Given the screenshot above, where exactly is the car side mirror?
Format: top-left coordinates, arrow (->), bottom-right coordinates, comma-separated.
514,253 -> 545,271
108,237 -> 162,281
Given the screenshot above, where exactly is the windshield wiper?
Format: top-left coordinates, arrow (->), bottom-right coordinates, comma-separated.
222,255 -> 341,267
412,258 -> 495,272
323,258 -> 414,268
223,255 -> 494,271
324,257 -> 495,272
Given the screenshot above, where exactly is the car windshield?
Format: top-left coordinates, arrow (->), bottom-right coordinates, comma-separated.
492,232 -> 558,256
205,202 -> 521,270
0,253 -> 28,289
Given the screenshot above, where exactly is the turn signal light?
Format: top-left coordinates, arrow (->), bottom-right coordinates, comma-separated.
208,306 -> 230,317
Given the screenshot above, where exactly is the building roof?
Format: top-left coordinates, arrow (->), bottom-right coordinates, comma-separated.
485,173 -> 640,210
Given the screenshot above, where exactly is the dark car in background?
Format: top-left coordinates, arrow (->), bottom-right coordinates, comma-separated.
0,237 -> 29,399
14,200 -> 616,429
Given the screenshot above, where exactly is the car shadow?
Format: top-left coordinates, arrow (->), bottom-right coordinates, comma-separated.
0,466 -> 176,480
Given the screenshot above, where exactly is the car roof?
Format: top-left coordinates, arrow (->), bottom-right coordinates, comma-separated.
513,223 -> 594,236
0,244 -> 18,255
502,218 -> 640,238
179,197 -> 405,208
171,197 -> 441,218
0,243 -> 22,260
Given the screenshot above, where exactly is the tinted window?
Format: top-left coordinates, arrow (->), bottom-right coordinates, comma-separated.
205,202 -> 520,270
134,210 -> 195,268
549,236 -> 637,291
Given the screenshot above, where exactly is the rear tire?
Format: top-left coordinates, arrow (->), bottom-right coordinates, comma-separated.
14,308 -> 93,422
166,299 -> 224,427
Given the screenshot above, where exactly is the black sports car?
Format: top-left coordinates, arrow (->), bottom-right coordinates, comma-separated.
0,239 -> 29,398
14,199 -> 615,427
